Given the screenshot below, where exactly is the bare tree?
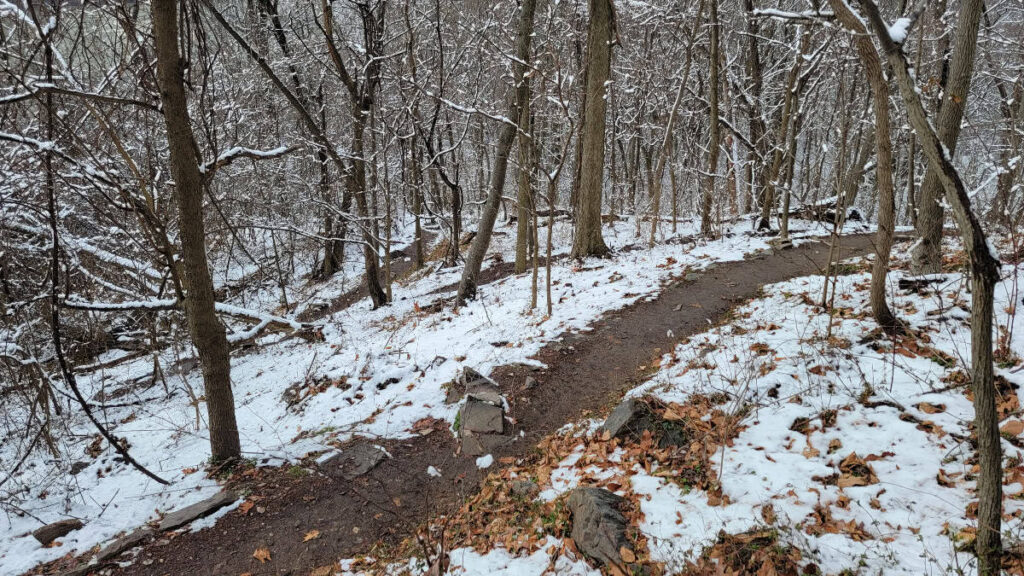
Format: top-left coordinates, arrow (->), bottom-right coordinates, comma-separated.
858,2 -> 1002,571
570,0 -> 614,258
909,0 -> 986,274
152,0 -> 241,462
457,0 -> 537,304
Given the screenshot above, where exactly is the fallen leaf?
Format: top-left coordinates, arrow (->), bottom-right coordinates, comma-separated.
303,529 -> 320,542
1001,420 -> 1024,436
619,546 -> 636,563
917,402 -> 946,414
238,500 -> 254,515
838,453 -> 879,488
253,547 -> 271,564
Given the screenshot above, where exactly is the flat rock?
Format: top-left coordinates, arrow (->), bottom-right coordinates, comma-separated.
568,487 -> 632,567
33,519 -> 84,545
95,526 -> 155,562
460,399 -> 504,434
461,366 -> 490,386
157,491 -> 237,532
466,381 -> 503,406
322,443 -> 389,480
461,430 -> 508,456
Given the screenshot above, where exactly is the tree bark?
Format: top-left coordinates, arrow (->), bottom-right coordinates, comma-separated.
457,0 -> 537,303
515,80 -> 534,274
859,3 -> 1002,572
152,0 -> 240,462
826,0 -> 900,332
910,0 -> 985,274
701,0 -> 720,237
570,0 -> 614,258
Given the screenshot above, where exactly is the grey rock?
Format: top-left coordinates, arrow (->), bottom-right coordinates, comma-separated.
69,461 -> 89,475
96,526 -> 155,561
466,381 -> 503,406
157,491 -> 237,532
568,487 -> 632,567
460,399 -> 504,434
684,272 -> 701,282
600,398 -> 644,439
33,519 -> 84,545
511,479 -> 540,498
461,366 -> 489,385
461,430 -> 509,456
524,376 -> 538,390
444,383 -> 462,405
322,443 -> 389,480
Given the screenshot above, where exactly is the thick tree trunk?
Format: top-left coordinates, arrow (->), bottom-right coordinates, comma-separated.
571,0 -> 614,257
910,0 -> 985,274
152,0 -> 240,462
350,107 -> 388,308
457,0 -> 537,303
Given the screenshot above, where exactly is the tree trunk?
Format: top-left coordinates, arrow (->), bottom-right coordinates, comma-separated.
152,0 -> 240,463
827,0 -> 900,332
910,0 -> 985,274
649,0 -> 703,246
350,105 -> 388,308
457,0 -> 537,303
859,4 -> 1002,572
701,0 -> 720,237
515,79 -> 533,274
571,0 -> 614,257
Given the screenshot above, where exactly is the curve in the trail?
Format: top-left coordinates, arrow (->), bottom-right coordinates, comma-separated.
105,234 -> 878,576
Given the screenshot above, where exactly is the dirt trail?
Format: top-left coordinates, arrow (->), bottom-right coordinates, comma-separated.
104,234 -> 876,576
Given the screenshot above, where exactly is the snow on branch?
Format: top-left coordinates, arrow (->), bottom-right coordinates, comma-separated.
751,8 -> 835,23
200,145 -> 300,178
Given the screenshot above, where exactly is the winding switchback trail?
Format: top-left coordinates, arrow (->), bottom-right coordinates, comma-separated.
105,234 -> 877,576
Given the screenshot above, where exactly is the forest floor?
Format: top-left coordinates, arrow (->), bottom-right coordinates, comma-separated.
90,233 -> 882,576
8,216 -> 880,576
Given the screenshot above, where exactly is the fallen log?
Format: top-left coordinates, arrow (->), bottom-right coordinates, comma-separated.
62,299 -> 318,343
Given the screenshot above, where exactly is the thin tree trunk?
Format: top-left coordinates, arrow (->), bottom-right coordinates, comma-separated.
648,0 -> 703,246
701,0 -> 720,237
153,0 -> 240,462
457,0 -> 537,303
515,80 -> 533,274
859,5 -> 1002,572
827,0 -> 901,331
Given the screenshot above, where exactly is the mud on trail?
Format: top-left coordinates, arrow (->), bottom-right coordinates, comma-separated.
97,234 -> 876,576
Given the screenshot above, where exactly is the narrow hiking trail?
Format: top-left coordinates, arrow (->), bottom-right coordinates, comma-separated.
104,235 -> 877,576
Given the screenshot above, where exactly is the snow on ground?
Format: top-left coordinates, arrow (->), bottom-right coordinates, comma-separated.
344,237 -> 1024,575
0,215 -> 864,574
